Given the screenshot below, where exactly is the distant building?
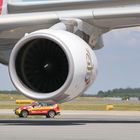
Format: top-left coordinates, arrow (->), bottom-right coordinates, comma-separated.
104,97 -> 122,101
129,97 -> 139,101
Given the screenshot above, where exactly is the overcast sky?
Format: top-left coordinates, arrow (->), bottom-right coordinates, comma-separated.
0,27 -> 140,94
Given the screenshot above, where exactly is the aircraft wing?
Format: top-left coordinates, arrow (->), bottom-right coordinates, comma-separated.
1,0 -> 140,31
93,5 -> 140,29
0,12 -> 60,31
0,1 -> 140,64
0,7 -> 139,32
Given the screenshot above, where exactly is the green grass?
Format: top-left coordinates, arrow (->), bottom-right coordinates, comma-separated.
59,103 -> 106,110
0,114 -> 17,119
0,104 -> 19,109
0,93 -> 28,100
114,104 -> 140,111
59,102 -> 140,111
0,94 -> 140,111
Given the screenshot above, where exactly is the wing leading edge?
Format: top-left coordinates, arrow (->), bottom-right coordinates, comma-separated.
93,5 -> 140,29
1,5 -> 140,31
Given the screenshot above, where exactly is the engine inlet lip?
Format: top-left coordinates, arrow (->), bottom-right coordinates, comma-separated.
9,31 -> 74,100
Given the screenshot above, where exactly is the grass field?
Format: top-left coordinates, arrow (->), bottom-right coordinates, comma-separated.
0,93 -> 140,111
60,101 -> 140,111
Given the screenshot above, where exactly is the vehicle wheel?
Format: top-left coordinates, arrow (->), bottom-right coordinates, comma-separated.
19,114 -> 23,118
47,110 -> 55,118
20,110 -> 28,118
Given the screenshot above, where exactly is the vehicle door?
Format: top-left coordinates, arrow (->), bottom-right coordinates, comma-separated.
29,103 -> 42,114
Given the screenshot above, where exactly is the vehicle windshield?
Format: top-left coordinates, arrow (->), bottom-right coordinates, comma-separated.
31,102 -> 55,106
31,102 -> 38,106
38,102 -> 54,106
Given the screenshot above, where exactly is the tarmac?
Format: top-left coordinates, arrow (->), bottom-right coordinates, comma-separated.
0,110 -> 140,140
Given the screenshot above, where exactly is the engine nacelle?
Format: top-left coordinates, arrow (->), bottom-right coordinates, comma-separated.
9,29 -> 98,103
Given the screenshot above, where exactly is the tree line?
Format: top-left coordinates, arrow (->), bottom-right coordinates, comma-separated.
1,88 -> 140,97
0,91 -> 20,94
82,88 -> 140,97
97,88 -> 140,97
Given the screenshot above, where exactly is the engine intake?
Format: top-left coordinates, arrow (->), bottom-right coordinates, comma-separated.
16,38 -> 69,93
9,29 -> 98,102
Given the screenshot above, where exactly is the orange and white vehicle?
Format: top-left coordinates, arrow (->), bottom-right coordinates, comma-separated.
15,101 -> 60,118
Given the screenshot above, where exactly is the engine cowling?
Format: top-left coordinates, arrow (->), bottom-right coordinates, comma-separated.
9,29 -> 98,103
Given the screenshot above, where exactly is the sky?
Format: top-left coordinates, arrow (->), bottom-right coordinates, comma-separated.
0,27 -> 140,95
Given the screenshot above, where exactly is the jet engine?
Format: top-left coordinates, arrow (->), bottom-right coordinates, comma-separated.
9,29 -> 98,103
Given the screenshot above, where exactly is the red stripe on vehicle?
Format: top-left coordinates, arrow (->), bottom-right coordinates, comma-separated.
0,0 -> 3,15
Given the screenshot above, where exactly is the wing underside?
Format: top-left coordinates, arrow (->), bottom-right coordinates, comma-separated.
1,0 -> 140,31
7,0 -> 140,15
94,5 -> 140,29
1,0 -> 140,64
